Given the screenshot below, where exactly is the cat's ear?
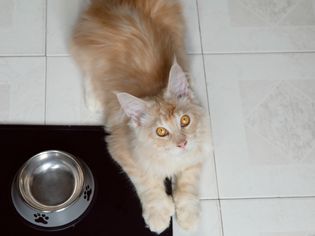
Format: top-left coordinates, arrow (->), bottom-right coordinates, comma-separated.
116,92 -> 148,126
166,59 -> 191,99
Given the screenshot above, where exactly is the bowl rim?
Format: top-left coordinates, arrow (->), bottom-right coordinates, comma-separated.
17,150 -> 85,212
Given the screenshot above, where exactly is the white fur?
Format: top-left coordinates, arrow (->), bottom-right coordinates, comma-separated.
83,76 -> 103,113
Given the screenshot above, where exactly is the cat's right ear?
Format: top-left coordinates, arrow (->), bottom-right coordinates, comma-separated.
116,92 -> 148,126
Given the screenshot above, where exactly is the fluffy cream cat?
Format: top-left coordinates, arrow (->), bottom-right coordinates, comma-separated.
71,0 -> 212,234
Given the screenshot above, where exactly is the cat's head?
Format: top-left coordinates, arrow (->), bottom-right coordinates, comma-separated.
116,60 -> 206,155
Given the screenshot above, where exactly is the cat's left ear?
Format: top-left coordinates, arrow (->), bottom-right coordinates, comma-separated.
166,59 -> 191,99
116,92 -> 148,126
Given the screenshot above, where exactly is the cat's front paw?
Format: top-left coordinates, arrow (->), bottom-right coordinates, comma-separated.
174,193 -> 200,231
142,196 -> 175,234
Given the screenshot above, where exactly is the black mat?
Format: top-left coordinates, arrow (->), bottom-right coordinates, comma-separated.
0,125 -> 172,236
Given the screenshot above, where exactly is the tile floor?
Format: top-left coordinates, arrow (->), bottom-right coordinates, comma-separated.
1,0 -> 315,235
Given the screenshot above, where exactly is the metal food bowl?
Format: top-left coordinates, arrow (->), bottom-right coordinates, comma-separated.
11,150 -> 95,229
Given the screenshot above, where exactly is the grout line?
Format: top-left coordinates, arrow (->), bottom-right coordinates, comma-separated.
202,50 -> 315,55
222,195 -> 315,200
195,0 -> 211,119
0,55 -> 46,58
200,195 -> 315,201
195,1 -> 225,235
44,57 -> 48,125
218,199 -> 225,236
44,0 -> 48,124
195,0 -> 221,211
45,0 -> 48,56
45,54 -> 71,57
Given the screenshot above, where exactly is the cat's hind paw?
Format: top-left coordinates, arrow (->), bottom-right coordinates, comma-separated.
143,196 -> 175,234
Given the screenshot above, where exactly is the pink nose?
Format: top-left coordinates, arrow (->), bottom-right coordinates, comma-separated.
177,140 -> 187,149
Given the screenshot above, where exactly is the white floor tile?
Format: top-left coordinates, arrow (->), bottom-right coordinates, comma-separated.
221,198 -> 315,236
173,200 -> 222,236
0,0 -> 45,56
205,53 -> 315,198
189,55 -> 209,111
0,57 -> 45,124
47,0 -> 88,56
47,0 -> 201,56
181,0 -> 202,54
189,55 -> 218,200
198,0 -> 315,53
46,57 -> 103,125
199,155 -> 218,200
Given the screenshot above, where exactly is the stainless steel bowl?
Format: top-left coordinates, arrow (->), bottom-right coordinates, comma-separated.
11,150 -> 95,229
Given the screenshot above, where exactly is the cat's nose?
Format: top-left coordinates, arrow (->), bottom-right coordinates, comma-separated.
177,140 -> 187,149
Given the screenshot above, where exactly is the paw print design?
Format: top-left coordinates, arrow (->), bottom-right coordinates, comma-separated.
83,185 -> 92,201
34,213 -> 49,225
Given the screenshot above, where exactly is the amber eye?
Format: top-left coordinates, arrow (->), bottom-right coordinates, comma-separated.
180,115 -> 190,127
156,127 -> 169,137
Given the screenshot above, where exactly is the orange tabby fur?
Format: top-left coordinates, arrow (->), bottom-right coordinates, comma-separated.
71,0 -> 212,234
71,0 -> 187,127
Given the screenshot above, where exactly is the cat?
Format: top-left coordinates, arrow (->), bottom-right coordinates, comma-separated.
71,0 -> 212,233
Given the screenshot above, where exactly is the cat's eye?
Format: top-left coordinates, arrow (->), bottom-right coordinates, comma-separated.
156,127 -> 169,137
180,115 -> 190,127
